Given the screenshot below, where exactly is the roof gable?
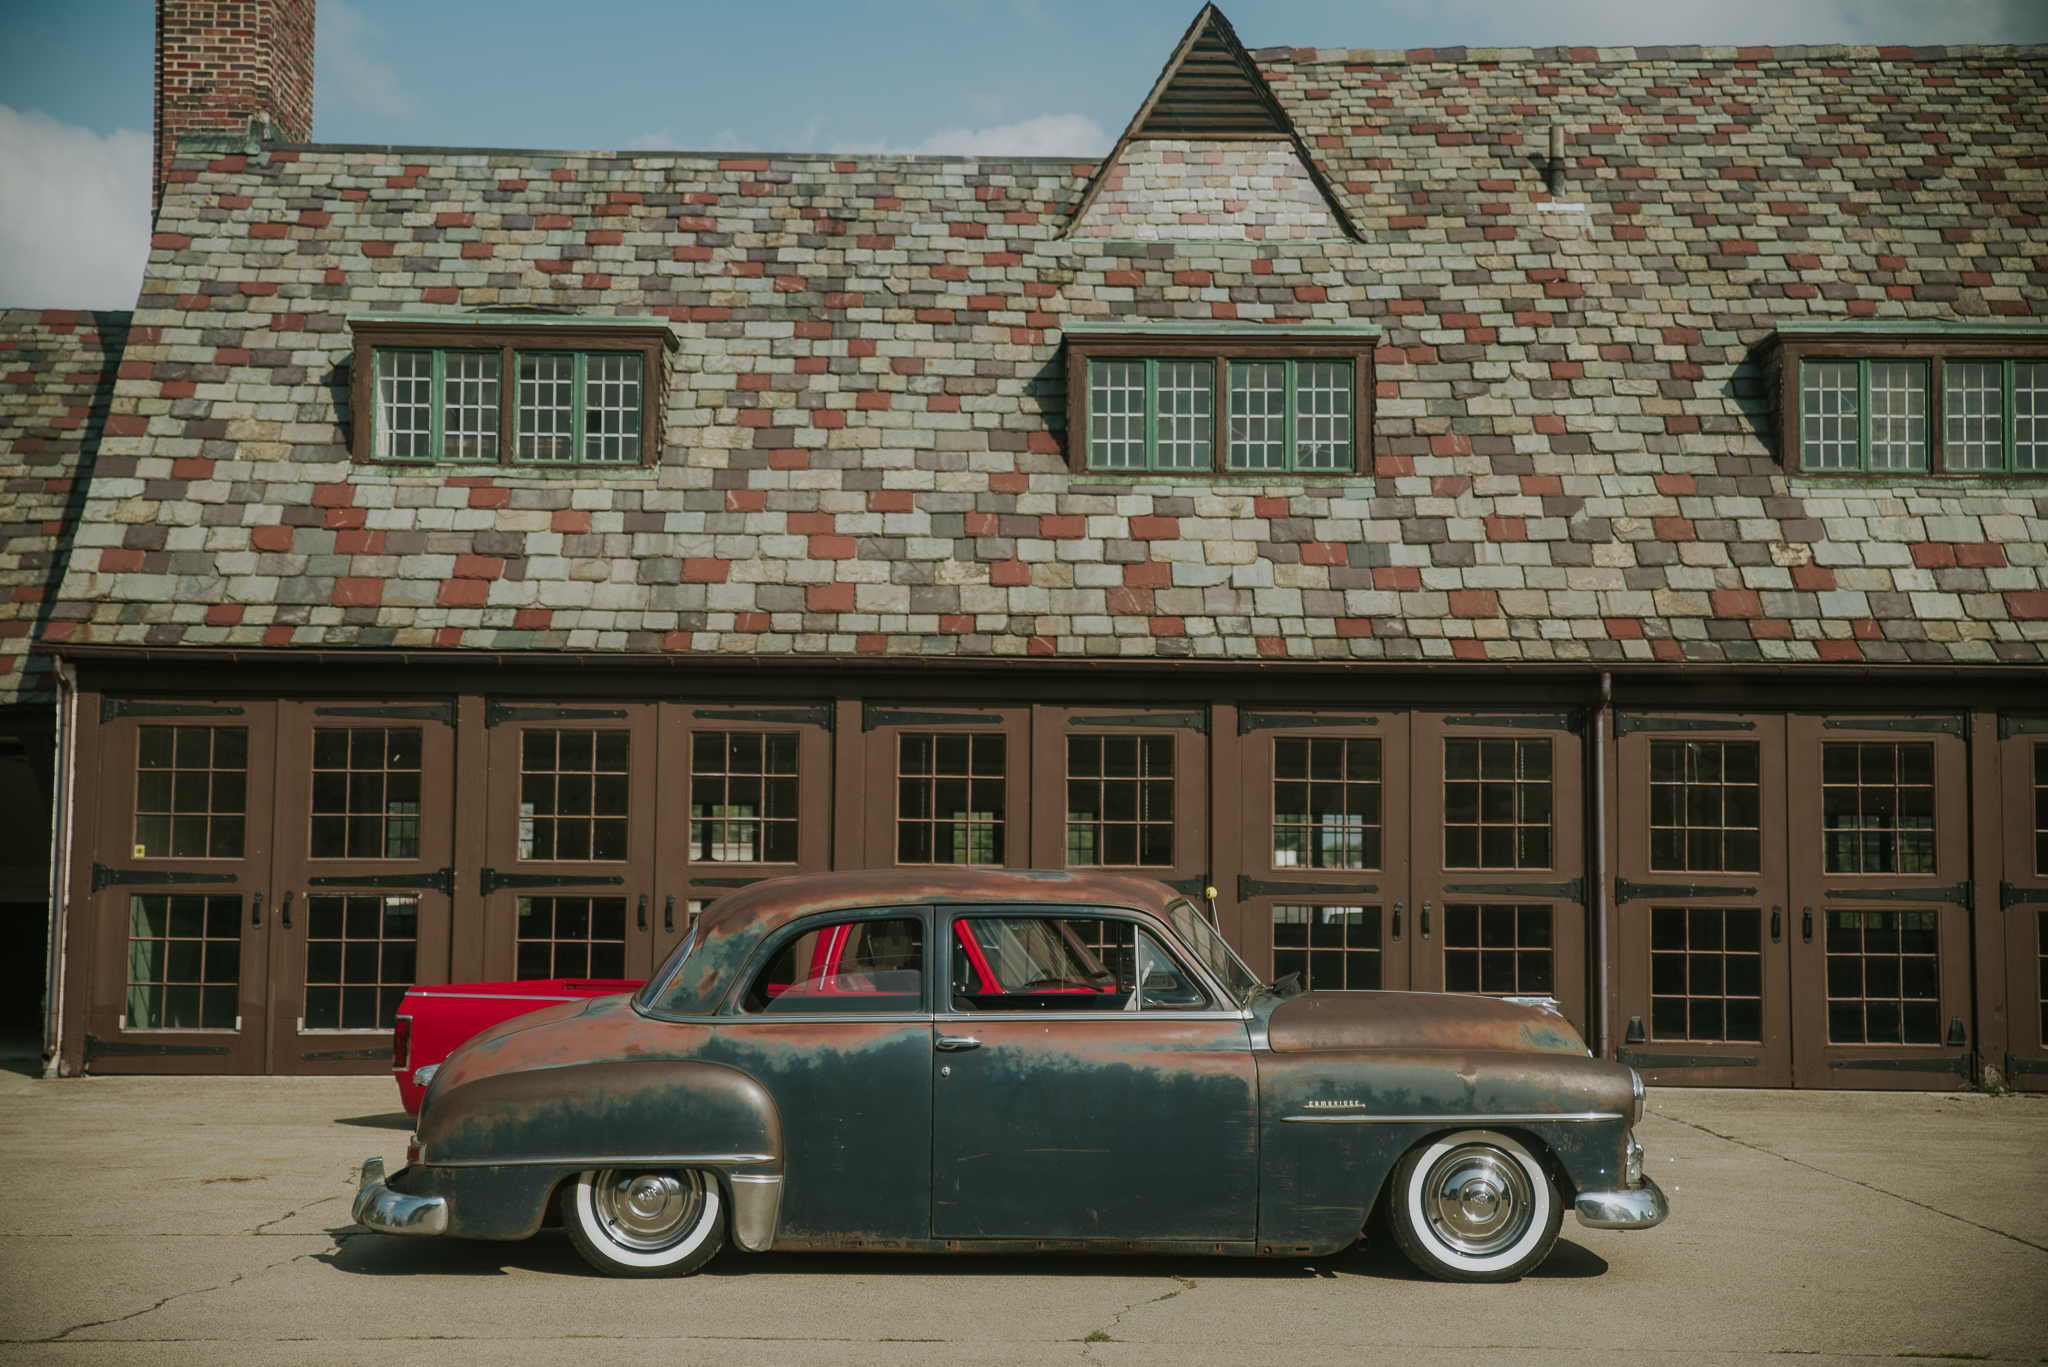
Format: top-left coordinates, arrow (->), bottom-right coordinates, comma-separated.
1068,4 -> 1358,239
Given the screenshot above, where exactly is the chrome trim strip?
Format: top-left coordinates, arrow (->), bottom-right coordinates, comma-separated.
422,1152 -> 776,1169
1279,1111 -> 1625,1125
1575,1175 -> 1669,1230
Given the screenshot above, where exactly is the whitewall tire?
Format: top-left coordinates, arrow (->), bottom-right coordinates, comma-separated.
1387,1130 -> 1562,1282
561,1168 -> 725,1278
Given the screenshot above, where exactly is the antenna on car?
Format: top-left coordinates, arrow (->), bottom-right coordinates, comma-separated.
1203,885 -> 1220,930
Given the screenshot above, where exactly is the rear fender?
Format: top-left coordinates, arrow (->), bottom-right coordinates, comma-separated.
415,1059 -> 784,1248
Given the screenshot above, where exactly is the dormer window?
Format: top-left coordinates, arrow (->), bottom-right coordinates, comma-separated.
1774,323 -> 2047,478
1065,324 -> 1377,477
349,315 -> 674,468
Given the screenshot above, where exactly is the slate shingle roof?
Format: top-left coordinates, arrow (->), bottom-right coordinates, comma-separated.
36,43 -> 2048,667
1,309 -> 128,704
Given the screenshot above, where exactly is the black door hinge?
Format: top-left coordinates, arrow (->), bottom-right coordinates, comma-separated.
478,868 -> 626,896
306,868 -> 455,896
85,1034 -> 232,1064
1237,710 -> 1377,734
485,701 -> 629,728
861,705 -> 1004,731
1824,882 -> 1971,910
1613,714 -> 1757,739
1618,1048 -> 1762,1069
1442,877 -> 1585,905
1821,715 -> 1967,738
314,703 -> 455,724
693,706 -> 834,729
1239,875 -> 1380,900
1444,712 -> 1583,734
1071,710 -> 1208,733
1616,878 -> 1757,905
93,864 -> 238,892
101,699 -> 245,722
1828,1053 -> 1973,1077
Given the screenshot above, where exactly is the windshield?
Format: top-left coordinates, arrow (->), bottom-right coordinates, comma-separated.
1165,898 -> 1261,1007
633,923 -> 699,1011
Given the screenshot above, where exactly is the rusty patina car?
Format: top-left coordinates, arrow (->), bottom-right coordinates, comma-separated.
352,869 -> 1666,1281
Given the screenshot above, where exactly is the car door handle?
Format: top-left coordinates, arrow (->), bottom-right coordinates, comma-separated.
935,1036 -> 981,1052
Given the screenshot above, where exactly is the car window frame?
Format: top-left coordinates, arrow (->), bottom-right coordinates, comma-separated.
935,902 -> 1245,1020
718,905 -> 936,1018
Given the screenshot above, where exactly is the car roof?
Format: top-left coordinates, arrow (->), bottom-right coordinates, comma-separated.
647,868 -> 1185,1016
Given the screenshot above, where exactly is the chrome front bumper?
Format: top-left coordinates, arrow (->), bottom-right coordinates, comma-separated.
1575,1173 -> 1669,1230
352,1157 -> 448,1236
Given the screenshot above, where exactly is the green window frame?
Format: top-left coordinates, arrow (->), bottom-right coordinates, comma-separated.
1943,358 -> 2048,474
1798,358 -> 1928,473
1086,358 -> 1214,472
1226,358 -> 1353,473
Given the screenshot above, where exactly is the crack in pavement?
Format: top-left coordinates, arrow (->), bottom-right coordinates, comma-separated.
249,1192 -> 343,1235
1657,1110 -> 2048,1254
1081,1272 -> 1199,1355
13,1209 -> 368,1344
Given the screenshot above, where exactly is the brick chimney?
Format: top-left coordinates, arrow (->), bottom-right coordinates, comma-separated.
154,0 -> 316,214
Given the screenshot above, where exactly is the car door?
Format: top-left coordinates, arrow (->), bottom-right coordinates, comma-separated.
930,907 -> 1257,1243
698,908 -> 934,1246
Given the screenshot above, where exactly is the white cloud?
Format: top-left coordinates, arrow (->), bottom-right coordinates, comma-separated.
1404,0 -> 2048,45
318,0 -> 417,119
837,113 -> 1111,159
0,105 -> 150,311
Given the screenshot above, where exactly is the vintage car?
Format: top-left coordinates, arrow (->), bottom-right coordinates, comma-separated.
353,869 -> 1666,1282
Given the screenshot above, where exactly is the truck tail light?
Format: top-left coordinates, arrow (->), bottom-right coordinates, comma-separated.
393,1015 -> 412,1073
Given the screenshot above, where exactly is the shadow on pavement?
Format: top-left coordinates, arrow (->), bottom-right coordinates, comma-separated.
334,1112 -> 415,1130
319,1229 -> 1608,1283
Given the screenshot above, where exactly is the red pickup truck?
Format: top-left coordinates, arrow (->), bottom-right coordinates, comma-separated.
388,917 -> 1123,1113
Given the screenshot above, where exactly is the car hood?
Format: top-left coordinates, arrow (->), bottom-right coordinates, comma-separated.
1266,990 -> 1588,1055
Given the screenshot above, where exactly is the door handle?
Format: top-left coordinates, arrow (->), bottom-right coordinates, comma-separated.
280,890 -> 293,930
637,893 -> 648,931
1392,901 -> 1403,940
251,890 -> 263,927
1802,906 -> 1813,944
664,894 -> 675,932
1771,905 -> 1782,944
1421,900 -> 1431,940
935,1036 -> 981,1052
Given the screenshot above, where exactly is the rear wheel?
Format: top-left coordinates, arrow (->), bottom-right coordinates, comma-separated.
561,1168 -> 724,1278
1387,1130 -> 1561,1283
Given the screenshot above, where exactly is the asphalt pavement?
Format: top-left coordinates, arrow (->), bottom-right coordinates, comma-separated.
1,1064 -> 2043,1366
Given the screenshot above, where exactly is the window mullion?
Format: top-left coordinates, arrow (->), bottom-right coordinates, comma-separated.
501,346 -> 515,467
572,352 -> 587,465
1144,358 -> 1159,472
1283,358 -> 1298,473
2004,357 -> 2017,473
430,348 -> 446,462
1857,358 -> 1871,473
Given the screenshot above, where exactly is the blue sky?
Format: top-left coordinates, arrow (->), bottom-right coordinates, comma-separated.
2,0 -> 2044,307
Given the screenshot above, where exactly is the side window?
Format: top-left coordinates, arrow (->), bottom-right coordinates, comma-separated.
949,915 -> 1206,1012
742,918 -> 925,1014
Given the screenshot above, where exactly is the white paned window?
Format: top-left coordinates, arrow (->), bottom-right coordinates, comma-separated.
1228,361 -> 1287,470
1295,361 -> 1352,471
1155,362 -> 1213,470
376,350 -> 433,461
583,354 -> 643,463
1944,362 -> 2002,472
2016,361 -> 2047,472
518,353 -> 576,462
1089,360 -> 1146,469
442,352 -> 501,461
1800,361 -> 1859,471
1866,361 -> 1926,470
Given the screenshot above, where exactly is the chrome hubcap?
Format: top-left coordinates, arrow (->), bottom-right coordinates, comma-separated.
1422,1144 -> 1533,1255
591,1169 -> 704,1251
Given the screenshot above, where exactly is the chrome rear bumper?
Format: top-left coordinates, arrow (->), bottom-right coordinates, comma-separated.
1574,1173 -> 1668,1230
352,1157 -> 449,1236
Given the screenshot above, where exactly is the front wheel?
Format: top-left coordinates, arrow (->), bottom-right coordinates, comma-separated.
1387,1130 -> 1562,1282
561,1168 -> 725,1277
